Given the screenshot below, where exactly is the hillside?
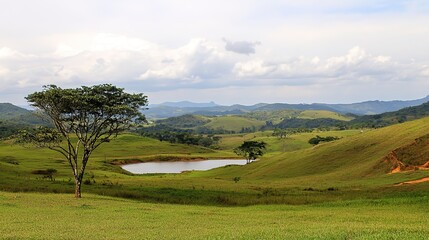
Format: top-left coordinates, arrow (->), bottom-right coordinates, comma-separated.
156,114 -> 210,129
205,117 -> 429,187
351,101 -> 429,128
0,103 -> 31,119
383,133 -> 429,172
204,115 -> 265,132
0,103 -> 48,138
245,109 -> 352,124
152,109 -> 353,134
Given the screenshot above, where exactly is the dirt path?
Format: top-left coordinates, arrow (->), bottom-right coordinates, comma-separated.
395,177 -> 429,186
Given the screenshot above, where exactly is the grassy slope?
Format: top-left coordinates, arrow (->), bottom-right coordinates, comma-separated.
203,115 -> 265,132
299,110 -> 353,121
245,109 -> 353,124
210,117 -> 429,186
1,191 -> 428,239
217,130 -> 360,155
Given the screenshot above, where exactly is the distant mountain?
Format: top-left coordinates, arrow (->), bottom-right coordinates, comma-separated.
254,103 -> 337,112
321,95 -> 429,115
144,103 -> 267,119
144,96 -> 429,119
0,103 -> 47,138
151,101 -> 220,108
0,103 -> 46,125
350,100 -> 429,128
0,103 -> 31,119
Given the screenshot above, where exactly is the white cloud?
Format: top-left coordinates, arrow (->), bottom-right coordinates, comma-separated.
0,66 -> 8,76
0,36 -> 426,92
0,47 -> 33,59
223,38 -> 261,55
0,33 -> 428,105
89,33 -> 157,52
140,38 -> 234,87
233,60 -> 275,77
231,46 -> 415,87
54,44 -> 82,58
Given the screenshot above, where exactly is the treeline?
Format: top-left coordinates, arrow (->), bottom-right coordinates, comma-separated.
349,101 -> 429,128
0,121 -> 26,139
137,125 -> 221,148
156,114 -> 210,128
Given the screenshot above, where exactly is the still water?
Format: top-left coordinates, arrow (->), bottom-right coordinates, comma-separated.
121,159 -> 248,174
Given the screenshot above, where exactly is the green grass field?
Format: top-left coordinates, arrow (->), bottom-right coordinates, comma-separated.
1,191 -> 428,239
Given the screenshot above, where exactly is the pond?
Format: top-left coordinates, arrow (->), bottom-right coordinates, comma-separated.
121,159 -> 248,174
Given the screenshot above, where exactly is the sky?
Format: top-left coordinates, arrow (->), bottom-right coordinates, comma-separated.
1,0 -> 429,106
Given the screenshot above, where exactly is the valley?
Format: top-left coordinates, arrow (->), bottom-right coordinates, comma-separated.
1,98 -> 429,238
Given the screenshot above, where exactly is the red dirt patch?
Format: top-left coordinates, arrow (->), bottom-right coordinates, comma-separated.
395,177 -> 429,186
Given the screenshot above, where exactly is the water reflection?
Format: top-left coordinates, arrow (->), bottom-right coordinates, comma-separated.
121,159 -> 248,174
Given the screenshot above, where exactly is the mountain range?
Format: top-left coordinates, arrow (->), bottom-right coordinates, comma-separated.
145,95 -> 429,119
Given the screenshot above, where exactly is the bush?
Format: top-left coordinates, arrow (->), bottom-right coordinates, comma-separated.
31,168 -> 57,181
308,135 -> 339,145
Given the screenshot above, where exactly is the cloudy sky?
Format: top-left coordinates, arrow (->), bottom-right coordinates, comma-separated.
1,0 -> 429,106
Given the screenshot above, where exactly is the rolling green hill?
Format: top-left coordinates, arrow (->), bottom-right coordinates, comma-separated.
203,115 -> 265,132
154,109 -> 353,133
298,110 -> 353,121
0,103 -> 49,138
0,103 -> 47,125
156,114 -> 210,129
155,114 -> 266,133
207,117 -> 429,188
0,103 -> 31,119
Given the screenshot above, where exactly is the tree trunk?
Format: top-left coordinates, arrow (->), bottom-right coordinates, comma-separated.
75,180 -> 82,198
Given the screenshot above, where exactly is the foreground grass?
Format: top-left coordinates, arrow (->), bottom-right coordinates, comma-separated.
0,191 -> 428,239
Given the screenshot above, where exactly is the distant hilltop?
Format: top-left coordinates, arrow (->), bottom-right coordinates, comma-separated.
150,101 -> 219,108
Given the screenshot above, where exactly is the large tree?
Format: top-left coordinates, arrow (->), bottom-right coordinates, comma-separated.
18,84 -> 148,198
234,140 -> 267,164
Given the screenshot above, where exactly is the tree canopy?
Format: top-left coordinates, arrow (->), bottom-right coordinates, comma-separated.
18,84 -> 148,198
234,140 -> 267,164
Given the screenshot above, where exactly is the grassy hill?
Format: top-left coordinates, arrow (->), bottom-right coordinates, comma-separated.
351,101 -> 429,128
0,103 -> 43,124
155,114 -> 265,133
203,115 -> 265,132
298,110 -> 352,121
154,109 -> 353,133
245,109 -> 352,124
0,103 -> 31,119
0,103 -> 49,138
156,114 -> 210,129
210,117 -> 429,185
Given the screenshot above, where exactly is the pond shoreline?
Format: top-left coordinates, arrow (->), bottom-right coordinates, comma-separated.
120,158 -> 248,174
110,155 -> 242,165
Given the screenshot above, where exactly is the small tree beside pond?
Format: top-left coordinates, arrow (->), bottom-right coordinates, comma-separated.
234,140 -> 267,164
